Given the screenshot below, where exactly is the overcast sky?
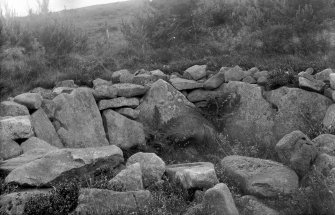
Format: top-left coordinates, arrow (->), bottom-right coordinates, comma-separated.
0,0 -> 128,16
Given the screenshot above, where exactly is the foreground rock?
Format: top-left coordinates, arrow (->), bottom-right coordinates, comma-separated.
0,116 -> 34,140
5,145 -> 123,187
221,155 -> 299,197
102,109 -> 146,150
165,162 -> 218,190
14,93 -> 43,110
53,88 -> 109,148
73,188 -> 151,215
202,183 -> 239,215
127,152 -> 165,188
238,195 -> 279,215
0,139 -> 22,160
109,162 -> 143,191
276,130 -> 317,177
0,101 -> 29,117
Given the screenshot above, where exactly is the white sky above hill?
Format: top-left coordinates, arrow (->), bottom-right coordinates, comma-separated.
0,0 -> 128,16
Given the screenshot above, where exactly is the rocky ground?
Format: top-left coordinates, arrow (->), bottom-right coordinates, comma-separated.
1,66 -> 335,214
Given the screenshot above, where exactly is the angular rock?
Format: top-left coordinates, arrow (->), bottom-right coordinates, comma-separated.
238,195 -> 280,215
92,85 -> 118,100
184,65 -> 207,81
14,93 -> 43,110
116,108 -> 139,119
55,80 -> 78,88
313,134 -> 335,155
324,88 -> 335,102
0,139 -> 22,160
0,189 -> 51,215
299,74 -> 325,92
99,97 -> 139,110
21,137 -> 57,153
187,89 -> 224,103
114,83 -> 147,97
315,68 -> 334,81
242,76 -> 257,84
31,109 -> 63,148
276,130 -> 317,177
73,188 -> 150,215
109,162 -> 143,191
0,116 -> 34,140
323,104 -> 335,129
165,162 -> 219,190
53,88 -> 109,148
225,66 -> 245,82
203,69 -> 226,90
102,109 -> 145,150
111,69 -> 134,83
221,155 -> 299,197
5,145 -> 123,186
314,153 -> 335,176
127,152 -> 165,187
202,183 -> 239,215
0,101 -> 29,117
150,69 -> 168,80
40,99 -> 56,119
170,77 -> 203,91
93,78 -> 112,88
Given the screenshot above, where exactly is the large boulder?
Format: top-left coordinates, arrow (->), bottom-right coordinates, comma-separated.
221,155 -> 299,197
165,162 -> 218,190
14,93 -> 43,110
5,145 -> 123,187
0,101 -> 29,117
0,116 -> 34,140
275,130 -> 317,177
126,152 -> 165,188
102,109 -> 146,150
73,188 -> 151,215
53,87 -> 109,148
109,162 -> 143,191
0,139 -> 22,160
202,183 -> 239,215
31,109 -> 63,148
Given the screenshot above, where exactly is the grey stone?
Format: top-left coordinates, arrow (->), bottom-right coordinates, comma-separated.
0,139 -> 22,160
0,101 -> 29,117
225,66 -> 245,82
315,68 -> 334,81
55,80 -> 78,88
184,65 -> 207,80
111,69 -> 134,83
238,195 -> 280,215
299,73 -> 325,92
21,137 -> 57,153
113,83 -> 147,97
99,97 -> 139,110
92,85 -> 118,100
109,162 -> 143,191
323,104 -> 335,130
0,116 -> 34,140
170,77 -> 204,91
14,93 -> 43,110
313,134 -> 335,155
116,108 -> 139,119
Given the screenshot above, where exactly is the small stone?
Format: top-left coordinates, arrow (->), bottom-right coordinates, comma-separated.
0,139 -> 22,160
299,73 -> 325,92
238,195 -> 280,215
52,87 -> 74,95
0,116 -> 34,140
184,65 -> 207,80
92,85 -> 118,100
225,66 -> 245,82
0,101 -> 29,117
203,69 -> 226,90
109,162 -> 143,191
253,71 -> 269,79
257,76 -> 268,85
93,78 -> 112,88
330,73 -> 335,90
323,104 -> 335,129
305,68 -> 314,75
242,76 -> 257,84
112,69 -> 134,83
21,137 -> 57,153
55,80 -> 78,88
315,68 -> 334,81
99,97 -> 140,110
14,93 -> 43,110
313,134 -> 335,155
170,77 -> 204,91
114,83 -> 147,97
116,108 -> 140,119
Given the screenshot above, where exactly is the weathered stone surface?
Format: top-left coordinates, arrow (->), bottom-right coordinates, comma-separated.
276,130 -> 317,177
73,188 -> 151,215
112,69 -> 134,83
31,109 -> 63,148
242,76 -> 257,84
299,73 -> 325,92
40,99 -> 56,119
55,80 -> 78,88
92,85 -> 118,100
203,69 -> 226,90
127,152 -> 165,187
132,74 -> 161,86
165,162 -> 218,190
305,67 -> 314,75
0,101 -> 29,117
30,87 -> 55,100
324,88 -> 335,102
14,93 -> 43,110
114,83 -> 147,97
257,76 -> 268,85
102,109 -> 145,150
5,145 -> 123,186
109,162 -> 143,191
225,66 -> 245,82
221,155 -> 299,197
150,69 -> 168,80
187,89 -> 224,103
93,78 -> 112,88
184,65 -> 207,81
116,108 -> 139,119
330,73 -> 335,90
323,104 -> 335,129
0,116 -> 34,140
315,68 -> 334,81
202,183 -> 239,215
53,87 -> 109,148
99,97 -> 139,110
170,77 -> 203,91
253,71 -> 269,80
314,153 -> 335,176
313,134 -> 335,155
244,67 -> 259,77
238,195 -> 280,215
21,137 -> 57,153
0,139 -> 22,160
52,87 -> 74,95
0,189 -> 51,215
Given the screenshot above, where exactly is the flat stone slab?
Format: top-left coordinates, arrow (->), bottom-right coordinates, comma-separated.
170,77 -> 204,91
113,83 -> 147,97
99,97 -> 139,110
